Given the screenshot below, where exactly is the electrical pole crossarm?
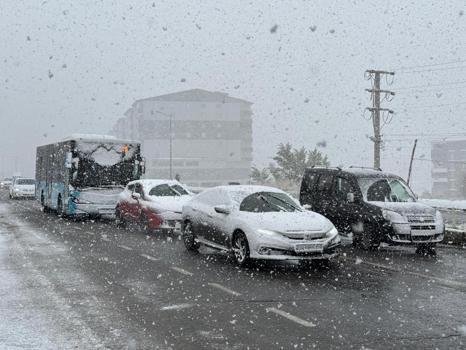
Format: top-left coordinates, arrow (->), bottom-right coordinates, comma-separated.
365,89 -> 395,95
365,69 -> 395,75
365,107 -> 394,113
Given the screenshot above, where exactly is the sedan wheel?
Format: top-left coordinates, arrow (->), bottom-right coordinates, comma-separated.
182,221 -> 199,251
115,208 -> 126,228
232,231 -> 250,266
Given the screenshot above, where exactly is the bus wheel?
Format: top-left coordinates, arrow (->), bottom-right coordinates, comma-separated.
57,196 -> 64,217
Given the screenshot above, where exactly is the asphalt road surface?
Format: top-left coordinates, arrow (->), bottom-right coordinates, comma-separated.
0,190 -> 465,349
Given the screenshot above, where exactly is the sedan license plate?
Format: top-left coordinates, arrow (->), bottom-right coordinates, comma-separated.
295,243 -> 323,253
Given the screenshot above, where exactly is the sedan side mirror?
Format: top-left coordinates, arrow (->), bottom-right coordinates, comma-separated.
347,192 -> 355,203
214,205 -> 231,214
132,192 -> 141,200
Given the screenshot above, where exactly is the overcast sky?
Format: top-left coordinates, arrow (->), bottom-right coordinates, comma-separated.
1,0 -> 466,193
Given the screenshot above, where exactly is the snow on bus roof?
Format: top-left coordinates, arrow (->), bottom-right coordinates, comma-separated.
62,134 -> 139,144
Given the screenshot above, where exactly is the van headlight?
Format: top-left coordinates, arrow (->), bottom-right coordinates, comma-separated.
325,226 -> 338,238
382,209 -> 407,224
326,226 -> 340,245
435,210 -> 444,231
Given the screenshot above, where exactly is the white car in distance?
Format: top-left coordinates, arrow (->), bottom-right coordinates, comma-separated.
9,178 -> 36,199
182,185 -> 341,266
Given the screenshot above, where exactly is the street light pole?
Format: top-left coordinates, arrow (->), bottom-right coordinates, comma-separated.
169,114 -> 172,180
155,110 -> 173,179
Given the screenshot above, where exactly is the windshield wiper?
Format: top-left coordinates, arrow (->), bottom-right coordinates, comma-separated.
266,193 -> 302,212
258,194 -> 289,212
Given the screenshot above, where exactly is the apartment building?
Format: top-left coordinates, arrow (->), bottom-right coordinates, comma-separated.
111,89 -> 253,187
431,139 -> 466,199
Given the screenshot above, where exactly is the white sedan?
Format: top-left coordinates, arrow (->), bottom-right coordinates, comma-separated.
181,185 -> 340,266
9,178 -> 36,199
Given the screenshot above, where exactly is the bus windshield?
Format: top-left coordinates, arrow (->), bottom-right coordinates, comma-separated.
72,142 -> 141,187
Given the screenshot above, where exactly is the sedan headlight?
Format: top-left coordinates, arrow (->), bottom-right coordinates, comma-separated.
382,209 -> 407,224
257,229 -> 280,237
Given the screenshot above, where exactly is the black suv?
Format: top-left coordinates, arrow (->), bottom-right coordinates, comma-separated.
299,167 -> 445,253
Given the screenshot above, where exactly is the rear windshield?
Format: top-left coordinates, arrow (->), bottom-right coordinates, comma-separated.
16,179 -> 35,185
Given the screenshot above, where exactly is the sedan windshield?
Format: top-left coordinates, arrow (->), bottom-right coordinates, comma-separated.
358,177 -> 416,202
240,192 -> 302,212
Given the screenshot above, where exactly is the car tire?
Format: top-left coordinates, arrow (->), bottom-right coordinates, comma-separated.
232,231 -> 250,267
115,208 -> 126,228
140,213 -> 153,233
182,221 -> 200,252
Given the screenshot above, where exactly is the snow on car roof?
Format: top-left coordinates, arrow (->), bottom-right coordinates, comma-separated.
217,185 -> 284,194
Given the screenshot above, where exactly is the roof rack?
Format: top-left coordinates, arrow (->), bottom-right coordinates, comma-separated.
348,165 -> 382,171
309,166 -> 342,171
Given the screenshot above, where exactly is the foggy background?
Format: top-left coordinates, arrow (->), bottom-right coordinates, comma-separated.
1,0 -> 465,195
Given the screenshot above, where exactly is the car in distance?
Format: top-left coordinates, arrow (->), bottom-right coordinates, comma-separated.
300,166 -> 444,254
116,179 -> 193,232
9,177 -> 36,199
0,178 -> 13,189
181,185 -> 340,266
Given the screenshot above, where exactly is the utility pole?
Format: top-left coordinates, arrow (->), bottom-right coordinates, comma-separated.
365,69 -> 395,169
407,139 -> 418,185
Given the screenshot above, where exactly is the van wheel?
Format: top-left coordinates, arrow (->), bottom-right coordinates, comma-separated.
182,221 -> 199,251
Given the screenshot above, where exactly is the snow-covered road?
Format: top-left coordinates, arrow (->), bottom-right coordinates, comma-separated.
0,192 -> 465,349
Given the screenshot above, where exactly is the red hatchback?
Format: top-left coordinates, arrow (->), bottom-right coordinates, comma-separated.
116,179 -> 193,232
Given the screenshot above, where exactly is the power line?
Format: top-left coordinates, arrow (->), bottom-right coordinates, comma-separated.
394,59 -> 466,71
397,79 -> 466,90
396,101 -> 466,110
413,158 -> 466,165
397,65 -> 466,74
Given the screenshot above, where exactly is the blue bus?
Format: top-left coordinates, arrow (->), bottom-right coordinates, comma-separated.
36,134 -> 144,217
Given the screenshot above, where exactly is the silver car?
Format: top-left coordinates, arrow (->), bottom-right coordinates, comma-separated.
181,185 -> 340,266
